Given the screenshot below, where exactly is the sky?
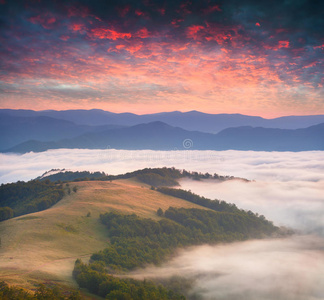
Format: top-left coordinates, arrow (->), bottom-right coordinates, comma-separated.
0,0 -> 323,117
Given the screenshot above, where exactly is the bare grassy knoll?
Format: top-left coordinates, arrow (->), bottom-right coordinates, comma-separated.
0,179 -> 204,293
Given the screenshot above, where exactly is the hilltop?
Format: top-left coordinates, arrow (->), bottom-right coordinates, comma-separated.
0,168 -> 282,299
0,179 -> 206,292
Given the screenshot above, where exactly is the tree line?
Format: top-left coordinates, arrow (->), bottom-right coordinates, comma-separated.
156,187 -> 272,230
73,207 -> 279,298
0,180 -> 64,221
39,167 -> 244,186
0,281 -> 81,299
73,260 -> 185,300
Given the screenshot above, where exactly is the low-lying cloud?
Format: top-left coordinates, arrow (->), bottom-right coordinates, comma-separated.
1,149 -> 323,299
1,149 -> 324,183
130,235 -> 324,300
179,178 -> 324,235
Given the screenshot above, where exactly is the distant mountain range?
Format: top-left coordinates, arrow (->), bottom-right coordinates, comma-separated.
0,113 -> 125,150
3,120 -> 324,153
2,109 -> 324,133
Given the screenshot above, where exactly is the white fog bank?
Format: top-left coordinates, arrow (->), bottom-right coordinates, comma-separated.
130,235 -> 324,300
179,178 -> 324,234
1,149 -> 324,184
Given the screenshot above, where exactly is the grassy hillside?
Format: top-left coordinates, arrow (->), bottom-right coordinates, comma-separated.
0,179 -> 205,293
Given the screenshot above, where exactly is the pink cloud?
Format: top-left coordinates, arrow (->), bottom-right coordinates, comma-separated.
116,44 -> 125,50
186,24 -> 242,47
303,61 -> 317,69
135,9 -> 145,17
69,23 -> 86,32
135,28 -> 150,38
264,40 -> 290,51
313,44 -> 324,49
124,42 -> 143,54
90,28 -> 132,40
187,25 -> 205,40
278,40 -> 289,48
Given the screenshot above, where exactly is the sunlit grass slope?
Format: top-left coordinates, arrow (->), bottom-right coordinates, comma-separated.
0,178 -> 205,292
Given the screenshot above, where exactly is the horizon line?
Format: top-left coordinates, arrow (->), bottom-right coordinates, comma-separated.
1,108 -> 324,119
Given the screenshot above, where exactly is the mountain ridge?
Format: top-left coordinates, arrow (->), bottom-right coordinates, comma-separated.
4,121 -> 324,153
2,109 -> 324,133
0,112 -> 125,150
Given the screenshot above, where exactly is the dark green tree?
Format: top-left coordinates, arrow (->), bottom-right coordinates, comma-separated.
157,208 -> 164,217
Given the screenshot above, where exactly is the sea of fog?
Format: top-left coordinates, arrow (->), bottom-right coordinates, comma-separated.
1,149 -> 324,299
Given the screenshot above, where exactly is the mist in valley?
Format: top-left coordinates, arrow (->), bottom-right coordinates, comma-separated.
1,149 -> 323,184
1,149 -> 323,299
130,235 -> 324,300
179,178 -> 324,235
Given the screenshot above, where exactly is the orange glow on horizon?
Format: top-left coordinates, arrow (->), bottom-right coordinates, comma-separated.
1,0 -> 323,118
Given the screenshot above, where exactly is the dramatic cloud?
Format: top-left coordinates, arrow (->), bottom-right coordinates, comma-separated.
0,0 -> 323,116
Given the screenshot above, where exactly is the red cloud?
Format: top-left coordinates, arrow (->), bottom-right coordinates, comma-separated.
187,24 -> 239,46
187,25 -> 205,40
135,9 -> 145,16
135,28 -> 150,38
116,45 -> 125,50
278,41 -> 289,48
69,23 -> 86,32
90,28 -> 132,40
255,22 -> 261,27
126,43 -> 143,54
264,40 -> 290,51
303,61 -> 317,69
314,44 -> 324,49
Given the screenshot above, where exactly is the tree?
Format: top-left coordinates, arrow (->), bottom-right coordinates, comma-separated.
0,207 -> 14,221
157,208 -> 164,217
